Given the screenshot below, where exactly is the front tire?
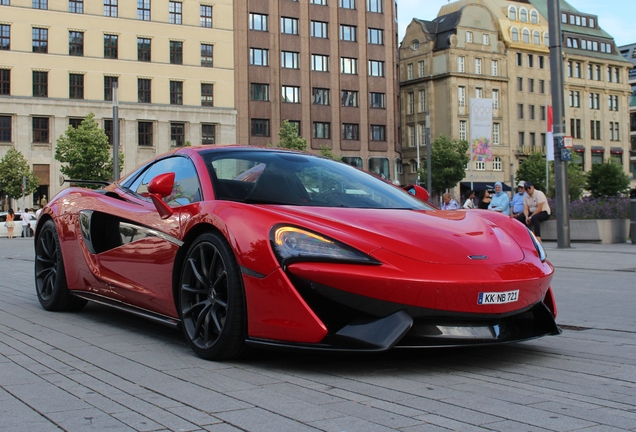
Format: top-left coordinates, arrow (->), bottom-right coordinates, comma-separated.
179,232 -> 247,360
35,220 -> 87,311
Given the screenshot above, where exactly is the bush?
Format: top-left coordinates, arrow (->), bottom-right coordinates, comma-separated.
548,197 -> 630,220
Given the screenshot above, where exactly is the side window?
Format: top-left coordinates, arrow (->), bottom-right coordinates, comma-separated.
131,156 -> 202,206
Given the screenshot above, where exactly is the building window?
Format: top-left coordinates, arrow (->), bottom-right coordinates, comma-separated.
311,54 -> 329,71
517,77 -> 523,91
493,123 -> 500,145
518,103 -> 524,119
250,83 -> 269,101
342,123 -> 359,140
483,34 -> 489,45
202,124 -> 215,144
32,28 -> 48,53
539,79 -> 545,93
104,34 -> 118,58
69,0 -> 83,13
533,31 -> 540,45
201,5 -> 212,28
250,48 -> 269,66
458,86 -> 466,107
201,83 -> 213,106
313,122 -> 330,139
341,90 -> 358,107
509,6 -> 516,20
474,58 -> 482,74
407,125 -> 415,148
569,90 -> 580,107
459,120 -> 467,140
574,62 -> 581,78
457,56 -> 465,72
493,157 -> 502,171
591,150 -> 603,165
138,121 -> 153,146
103,119 -> 118,145
590,120 -> 601,140
366,0 -> 382,13
104,0 -> 118,17
170,122 -> 185,146
407,63 -> 413,79
520,8 -> 527,22
249,13 -> 267,31
368,28 -> 383,44
475,161 -> 485,171
0,69 -> 9,95
570,118 -> 581,139
340,24 -> 356,41
527,54 -> 533,67
529,78 -> 534,93
138,78 -> 151,103
170,41 -> 183,64
418,90 -> 425,112
104,76 -> 117,101
251,119 -> 270,137
137,0 -> 150,21
311,21 -> 328,38
522,29 -> 530,43
199,43 -> 213,67
475,88 -> 483,99
340,0 -> 355,9
367,92 -> 385,109
311,0 -> 327,4
69,31 -> 83,56
491,60 -> 498,76
418,60 -> 425,77
540,105 -> 546,120
33,117 -> 49,143
466,31 -> 473,43
538,56 -> 545,69
138,38 -> 151,61
368,60 -> 385,76
282,51 -> 300,69
511,28 -> 518,42
516,52 -> 522,66
32,0 -> 47,9
608,95 -> 618,111
529,105 -> 535,120
169,1 -> 182,24
370,125 -> 386,141
518,131 -> 525,147
170,81 -> 183,105
407,92 -> 414,114
281,17 -> 299,35
32,71 -> 47,97
341,57 -> 358,74
0,115 -> 11,142
610,122 -> 620,141
282,85 -> 300,103
0,24 -> 10,51
69,74 -> 84,99
312,88 -> 329,105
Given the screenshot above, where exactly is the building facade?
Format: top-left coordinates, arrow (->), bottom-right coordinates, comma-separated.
0,0 -> 236,209
399,0 -> 633,194
233,0 -> 400,180
618,42 -> 636,183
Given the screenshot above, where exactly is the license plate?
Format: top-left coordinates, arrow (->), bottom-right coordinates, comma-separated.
478,290 -> 519,305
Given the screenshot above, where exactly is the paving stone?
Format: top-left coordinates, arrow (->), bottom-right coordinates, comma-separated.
215,407 -> 319,432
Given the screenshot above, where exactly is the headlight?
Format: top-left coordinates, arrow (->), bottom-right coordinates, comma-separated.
270,225 -> 379,268
527,228 -> 546,262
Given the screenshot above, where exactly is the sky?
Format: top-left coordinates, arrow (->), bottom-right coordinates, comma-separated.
397,0 -> 636,48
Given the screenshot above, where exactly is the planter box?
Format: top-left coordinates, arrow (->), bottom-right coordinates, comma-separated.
541,219 -> 630,244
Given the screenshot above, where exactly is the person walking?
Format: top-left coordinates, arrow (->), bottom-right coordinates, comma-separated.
6,208 -> 15,239
511,181 -> 526,220
519,182 -> 550,242
488,182 -> 511,215
21,209 -> 31,238
441,193 -> 459,210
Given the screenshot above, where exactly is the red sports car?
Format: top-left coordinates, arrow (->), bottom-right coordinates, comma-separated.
35,146 -> 559,360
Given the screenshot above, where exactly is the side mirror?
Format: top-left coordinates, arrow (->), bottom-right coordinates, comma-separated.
147,172 -> 175,219
403,184 -> 430,202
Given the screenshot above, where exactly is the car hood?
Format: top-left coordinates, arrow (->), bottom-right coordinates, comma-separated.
268,207 -> 525,265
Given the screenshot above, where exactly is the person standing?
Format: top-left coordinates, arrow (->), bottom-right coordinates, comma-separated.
462,190 -> 476,209
477,189 -> 491,209
40,195 -> 48,208
21,209 -> 31,238
511,181 -> 527,220
441,193 -> 459,210
488,182 -> 511,215
520,182 -> 551,242
6,208 -> 15,238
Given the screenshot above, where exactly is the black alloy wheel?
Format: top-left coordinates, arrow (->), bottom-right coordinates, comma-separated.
35,220 -> 87,311
179,232 -> 246,360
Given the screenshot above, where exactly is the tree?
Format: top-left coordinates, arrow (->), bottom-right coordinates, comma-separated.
515,152 -> 547,192
586,161 -> 631,197
319,145 -> 341,161
276,120 -> 307,151
0,148 -> 39,199
546,153 -> 587,201
517,152 -> 587,201
55,113 -> 123,186
418,135 -> 469,195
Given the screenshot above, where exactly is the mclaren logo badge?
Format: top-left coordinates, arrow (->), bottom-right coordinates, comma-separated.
468,255 -> 488,260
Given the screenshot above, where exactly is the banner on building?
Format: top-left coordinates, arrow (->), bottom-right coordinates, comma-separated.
469,98 -> 493,162
546,105 -> 554,161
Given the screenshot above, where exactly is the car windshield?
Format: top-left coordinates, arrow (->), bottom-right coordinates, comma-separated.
202,150 -> 433,210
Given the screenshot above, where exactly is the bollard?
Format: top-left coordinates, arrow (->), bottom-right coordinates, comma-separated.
631,199 -> 636,245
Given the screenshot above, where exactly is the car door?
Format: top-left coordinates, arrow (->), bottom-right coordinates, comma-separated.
87,156 -> 203,317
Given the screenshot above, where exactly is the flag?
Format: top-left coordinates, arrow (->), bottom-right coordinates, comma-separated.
546,105 -> 554,161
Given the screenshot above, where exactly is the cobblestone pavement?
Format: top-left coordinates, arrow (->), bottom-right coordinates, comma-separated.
1,237 -> 635,431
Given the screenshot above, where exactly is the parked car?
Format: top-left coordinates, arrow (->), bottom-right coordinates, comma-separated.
34,146 -> 560,360
0,212 -> 36,237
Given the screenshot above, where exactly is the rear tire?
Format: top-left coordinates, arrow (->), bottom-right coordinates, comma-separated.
178,232 -> 247,360
35,220 -> 87,311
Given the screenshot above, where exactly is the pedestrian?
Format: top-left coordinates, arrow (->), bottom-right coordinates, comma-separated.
519,182 -> 551,242
488,182 -> 511,215
462,190 -> 476,209
40,195 -> 48,207
511,181 -> 526,220
21,209 -> 31,238
5,208 -> 15,239
441,193 -> 459,210
477,189 -> 491,209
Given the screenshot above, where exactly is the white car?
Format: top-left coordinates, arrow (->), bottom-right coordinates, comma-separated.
0,212 -> 37,238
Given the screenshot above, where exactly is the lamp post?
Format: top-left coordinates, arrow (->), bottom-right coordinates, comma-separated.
426,113 -> 431,196
112,82 -> 120,182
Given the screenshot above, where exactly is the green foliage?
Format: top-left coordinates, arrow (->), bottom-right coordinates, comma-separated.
55,113 -> 123,187
0,148 -> 39,198
546,153 -> 587,201
515,152 -> 547,192
418,135 -> 469,194
319,146 -> 341,161
276,120 -> 307,151
586,161 -> 631,197
518,152 -> 587,201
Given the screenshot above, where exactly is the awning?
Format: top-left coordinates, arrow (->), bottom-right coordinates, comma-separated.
573,144 -> 585,152
591,146 -> 605,153
460,182 -> 511,192
610,147 -> 624,154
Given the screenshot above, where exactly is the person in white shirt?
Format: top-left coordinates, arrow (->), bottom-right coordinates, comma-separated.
519,182 -> 551,242
462,190 -> 476,209
21,209 -> 31,238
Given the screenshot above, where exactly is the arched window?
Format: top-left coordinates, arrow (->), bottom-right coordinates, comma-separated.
533,31 -> 540,44
511,27 -> 519,42
522,29 -> 530,43
544,32 -> 550,47
531,10 -> 539,24
509,6 -> 517,21
520,8 -> 528,22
